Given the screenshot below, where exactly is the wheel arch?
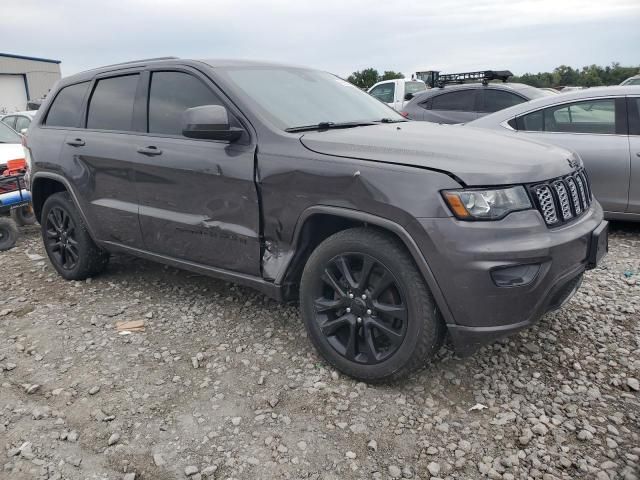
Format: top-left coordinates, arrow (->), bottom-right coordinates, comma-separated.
30,173 -> 98,242
277,206 -> 455,326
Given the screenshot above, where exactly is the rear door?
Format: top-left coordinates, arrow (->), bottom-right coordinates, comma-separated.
133,68 -> 261,275
59,72 -> 145,247
627,95 -> 640,213
423,89 -> 479,124
514,97 -> 629,213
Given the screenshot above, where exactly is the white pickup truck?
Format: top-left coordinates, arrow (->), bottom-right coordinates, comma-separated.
367,79 -> 427,111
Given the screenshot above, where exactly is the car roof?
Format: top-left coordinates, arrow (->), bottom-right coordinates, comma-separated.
468,85 -> 640,126
410,82 -> 546,101
57,57 -> 314,86
1,111 -> 36,118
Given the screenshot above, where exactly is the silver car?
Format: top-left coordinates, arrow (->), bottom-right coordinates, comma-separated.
467,86 -> 640,221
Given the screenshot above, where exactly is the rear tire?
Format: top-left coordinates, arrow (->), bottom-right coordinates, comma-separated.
300,228 -> 445,382
0,218 -> 18,251
41,192 -> 109,280
11,205 -> 37,226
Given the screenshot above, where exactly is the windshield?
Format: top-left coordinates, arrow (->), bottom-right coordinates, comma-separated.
219,67 -> 404,130
0,121 -> 22,144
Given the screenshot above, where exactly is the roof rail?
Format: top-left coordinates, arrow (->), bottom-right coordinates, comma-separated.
82,56 -> 180,73
435,70 -> 513,88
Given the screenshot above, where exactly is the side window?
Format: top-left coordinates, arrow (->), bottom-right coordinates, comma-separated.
87,75 -> 139,131
480,89 -> 525,113
45,82 -> 90,128
148,71 -> 223,136
544,99 -> 616,134
2,116 -> 17,130
15,116 -> 30,132
630,98 -> 640,135
430,90 -> 475,111
517,110 -> 544,131
369,83 -> 395,104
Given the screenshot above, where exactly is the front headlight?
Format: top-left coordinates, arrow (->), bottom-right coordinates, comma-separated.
442,186 -> 532,220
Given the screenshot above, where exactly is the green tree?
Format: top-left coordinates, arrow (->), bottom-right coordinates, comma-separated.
347,68 -> 379,89
380,71 -> 405,81
512,63 -> 639,88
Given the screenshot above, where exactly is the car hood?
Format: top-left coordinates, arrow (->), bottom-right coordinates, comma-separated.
299,122 -> 577,185
0,143 -> 24,163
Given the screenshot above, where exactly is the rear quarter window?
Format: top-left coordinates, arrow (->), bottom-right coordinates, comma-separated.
45,81 -> 91,128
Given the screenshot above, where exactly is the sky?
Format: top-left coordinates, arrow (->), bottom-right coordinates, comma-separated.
3,0 -> 639,78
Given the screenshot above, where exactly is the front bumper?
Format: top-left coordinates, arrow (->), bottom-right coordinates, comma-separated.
413,201 -> 606,356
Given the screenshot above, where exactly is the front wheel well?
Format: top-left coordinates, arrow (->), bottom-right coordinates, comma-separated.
280,213 -> 418,301
31,177 -> 68,222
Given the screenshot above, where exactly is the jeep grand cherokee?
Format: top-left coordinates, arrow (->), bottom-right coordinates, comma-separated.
25,58 -> 608,381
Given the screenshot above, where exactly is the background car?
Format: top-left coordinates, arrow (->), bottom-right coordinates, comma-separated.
467,86 -> 640,220
0,120 -> 24,172
367,79 -> 427,111
1,110 -> 37,134
403,82 -> 551,124
620,74 -> 640,86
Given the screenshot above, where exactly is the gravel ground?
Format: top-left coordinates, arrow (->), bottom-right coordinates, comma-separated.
1,223 -> 639,480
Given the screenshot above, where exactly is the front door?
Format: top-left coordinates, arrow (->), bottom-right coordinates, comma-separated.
133,69 -> 261,275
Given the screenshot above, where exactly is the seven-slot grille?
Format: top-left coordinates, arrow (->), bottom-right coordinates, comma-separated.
530,168 -> 592,227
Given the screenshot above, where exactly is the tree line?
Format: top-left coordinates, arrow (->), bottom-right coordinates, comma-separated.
512,63 -> 639,88
347,63 -> 639,90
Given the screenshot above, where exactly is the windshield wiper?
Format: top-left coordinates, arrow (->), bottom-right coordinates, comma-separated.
285,121 -> 377,133
378,118 -> 407,123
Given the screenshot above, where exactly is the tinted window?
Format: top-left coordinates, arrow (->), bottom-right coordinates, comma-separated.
46,82 -> 90,127
629,98 -> 640,135
148,71 -> 222,135
431,90 -> 475,111
480,89 -> 525,113
87,75 -> 139,131
369,83 -> 395,104
15,116 -> 30,132
518,110 -> 544,131
2,116 -> 17,130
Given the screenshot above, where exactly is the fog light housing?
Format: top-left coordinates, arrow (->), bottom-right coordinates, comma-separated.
491,264 -> 540,287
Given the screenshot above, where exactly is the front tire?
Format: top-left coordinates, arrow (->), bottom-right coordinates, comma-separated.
300,228 -> 445,382
41,192 -> 109,280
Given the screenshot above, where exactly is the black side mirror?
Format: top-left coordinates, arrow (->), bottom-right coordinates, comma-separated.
404,92 -> 414,101
182,105 -> 244,142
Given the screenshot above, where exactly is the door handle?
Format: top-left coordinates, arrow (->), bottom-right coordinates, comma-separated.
137,146 -> 162,156
66,138 -> 85,147
636,152 -> 640,157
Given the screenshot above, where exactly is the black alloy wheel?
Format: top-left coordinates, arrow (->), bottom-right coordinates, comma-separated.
45,206 -> 80,270
313,253 -> 408,365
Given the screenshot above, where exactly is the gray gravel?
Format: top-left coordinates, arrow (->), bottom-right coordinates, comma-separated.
1,223 -> 639,480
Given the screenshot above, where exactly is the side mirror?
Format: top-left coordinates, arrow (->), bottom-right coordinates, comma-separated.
182,105 -> 244,142
404,92 -> 414,101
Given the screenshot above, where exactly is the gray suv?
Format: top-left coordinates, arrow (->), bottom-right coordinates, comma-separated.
25,58 -> 608,382
403,82 -> 550,124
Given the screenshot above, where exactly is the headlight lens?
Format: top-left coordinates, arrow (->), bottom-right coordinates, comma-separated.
442,186 -> 532,220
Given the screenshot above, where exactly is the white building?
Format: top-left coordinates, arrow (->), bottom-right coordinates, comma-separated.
0,53 -> 62,113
